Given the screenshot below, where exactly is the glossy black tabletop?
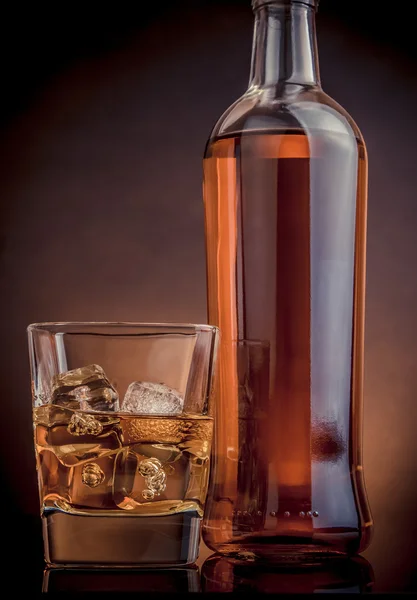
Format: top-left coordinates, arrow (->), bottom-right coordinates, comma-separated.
42,555 -> 374,594
13,517 -> 416,594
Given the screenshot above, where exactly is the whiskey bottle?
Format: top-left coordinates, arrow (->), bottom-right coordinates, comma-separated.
203,0 -> 372,560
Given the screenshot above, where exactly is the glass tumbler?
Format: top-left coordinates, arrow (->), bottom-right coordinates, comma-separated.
28,322 -> 218,567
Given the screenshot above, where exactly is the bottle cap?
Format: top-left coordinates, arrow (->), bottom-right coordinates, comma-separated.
252,1 -> 319,10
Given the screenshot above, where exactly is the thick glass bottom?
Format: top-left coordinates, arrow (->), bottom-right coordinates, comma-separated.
42,507 -> 201,567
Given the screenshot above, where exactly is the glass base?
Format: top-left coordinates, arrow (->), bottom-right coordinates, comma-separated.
42,508 -> 201,567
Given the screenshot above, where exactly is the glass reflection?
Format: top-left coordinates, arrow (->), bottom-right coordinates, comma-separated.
42,566 -> 200,593
201,554 -> 374,594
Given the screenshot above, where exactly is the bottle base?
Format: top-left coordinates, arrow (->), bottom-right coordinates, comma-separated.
202,520 -> 371,564
203,543 -> 352,566
203,530 -> 365,566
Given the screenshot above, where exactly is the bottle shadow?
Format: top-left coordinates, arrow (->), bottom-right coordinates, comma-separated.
42,565 -> 200,593
201,554 -> 374,594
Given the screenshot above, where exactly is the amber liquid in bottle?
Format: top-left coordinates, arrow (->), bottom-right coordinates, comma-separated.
203,129 -> 372,559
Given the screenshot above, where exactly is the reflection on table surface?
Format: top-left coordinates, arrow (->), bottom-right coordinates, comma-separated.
42,566 -> 200,593
43,555 -> 374,593
201,554 -> 374,594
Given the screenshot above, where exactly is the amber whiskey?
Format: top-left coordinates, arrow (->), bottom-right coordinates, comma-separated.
34,404 -> 213,565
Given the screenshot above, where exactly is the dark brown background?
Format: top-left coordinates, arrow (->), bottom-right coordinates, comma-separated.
0,0 -> 416,592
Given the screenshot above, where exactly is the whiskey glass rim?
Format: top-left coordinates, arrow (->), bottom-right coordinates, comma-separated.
27,321 -> 219,336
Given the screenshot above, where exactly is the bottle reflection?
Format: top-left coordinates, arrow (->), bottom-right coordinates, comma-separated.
43,566 -> 200,593
201,554 -> 374,594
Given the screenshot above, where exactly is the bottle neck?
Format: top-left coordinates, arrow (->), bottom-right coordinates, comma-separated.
249,1 -> 321,91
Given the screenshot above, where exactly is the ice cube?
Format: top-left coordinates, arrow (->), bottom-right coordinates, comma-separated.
121,381 -> 183,415
138,457 -> 167,499
137,456 -> 162,477
142,489 -> 154,501
51,364 -> 119,412
67,412 -> 104,436
147,469 -> 167,494
112,444 -> 189,510
81,462 -> 105,488
70,455 -> 116,509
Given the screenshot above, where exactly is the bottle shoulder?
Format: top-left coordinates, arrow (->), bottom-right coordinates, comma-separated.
209,86 -> 364,146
